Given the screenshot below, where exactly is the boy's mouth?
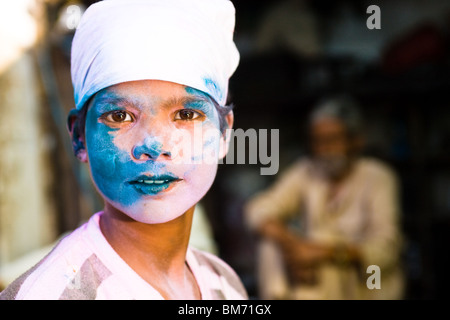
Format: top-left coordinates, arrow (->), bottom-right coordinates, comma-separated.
128,174 -> 182,195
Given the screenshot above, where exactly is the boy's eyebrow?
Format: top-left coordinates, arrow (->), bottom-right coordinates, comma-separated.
93,90 -> 214,109
94,94 -> 132,107
161,95 -> 212,109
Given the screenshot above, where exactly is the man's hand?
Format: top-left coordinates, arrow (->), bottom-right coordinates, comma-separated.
258,220 -> 335,284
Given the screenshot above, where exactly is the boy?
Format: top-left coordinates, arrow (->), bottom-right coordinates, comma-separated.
0,0 -> 247,300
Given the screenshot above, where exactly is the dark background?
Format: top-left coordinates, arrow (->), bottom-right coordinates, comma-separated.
198,0 -> 450,300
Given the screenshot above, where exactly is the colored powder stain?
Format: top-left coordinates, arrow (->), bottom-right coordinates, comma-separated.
133,136 -> 164,160
72,138 -> 85,156
85,87 -> 221,208
184,86 -> 220,129
85,104 -> 167,207
184,86 -> 222,164
190,135 -> 220,164
202,136 -> 216,148
203,78 -> 223,104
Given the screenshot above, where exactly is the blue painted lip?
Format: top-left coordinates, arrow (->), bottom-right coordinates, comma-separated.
128,173 -> 181,196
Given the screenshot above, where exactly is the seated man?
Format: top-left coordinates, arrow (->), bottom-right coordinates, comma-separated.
245,96 -> 404,300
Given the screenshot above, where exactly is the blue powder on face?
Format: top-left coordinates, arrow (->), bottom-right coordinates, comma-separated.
183,86 -> 222,163
132,137 -> 164,160
184,86 -> 220,127
203,78 -> 223,104
84,86 -> 222,208
85,95 -> 168,207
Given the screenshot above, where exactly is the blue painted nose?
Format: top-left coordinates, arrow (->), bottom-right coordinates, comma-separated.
132,136 -> 168,160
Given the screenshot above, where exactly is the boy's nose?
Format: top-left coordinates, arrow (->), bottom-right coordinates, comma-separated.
132,136 -> 171,161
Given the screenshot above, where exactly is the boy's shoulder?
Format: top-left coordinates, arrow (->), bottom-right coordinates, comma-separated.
0,214 -> 249,300
188,247 -> 248,299
0,221 -> 95,300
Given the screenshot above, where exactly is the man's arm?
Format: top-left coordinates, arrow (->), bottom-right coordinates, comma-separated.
244,160 -> 305,231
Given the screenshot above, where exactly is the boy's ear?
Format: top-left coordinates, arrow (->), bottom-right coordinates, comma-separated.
67,109 -> 87,163
218,110 -> 234,160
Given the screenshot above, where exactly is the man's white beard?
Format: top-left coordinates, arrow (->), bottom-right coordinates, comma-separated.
314,155 -> 351,180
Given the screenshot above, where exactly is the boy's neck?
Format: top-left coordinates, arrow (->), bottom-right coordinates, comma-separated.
99,203 -> 198,298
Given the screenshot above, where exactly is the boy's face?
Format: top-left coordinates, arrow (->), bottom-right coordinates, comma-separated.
77,80 -> 231,224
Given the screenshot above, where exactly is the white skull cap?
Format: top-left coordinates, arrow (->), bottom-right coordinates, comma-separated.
71,0 -> 240,109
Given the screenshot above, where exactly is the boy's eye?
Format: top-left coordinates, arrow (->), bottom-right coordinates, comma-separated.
105,110 -> 133,123
174,109 -> 203,121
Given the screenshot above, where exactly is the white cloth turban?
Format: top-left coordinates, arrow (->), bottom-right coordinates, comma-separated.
71,0 -> 239,110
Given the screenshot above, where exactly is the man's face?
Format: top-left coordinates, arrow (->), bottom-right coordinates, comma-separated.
82,80 -> 231,224
310,117 -> 354,179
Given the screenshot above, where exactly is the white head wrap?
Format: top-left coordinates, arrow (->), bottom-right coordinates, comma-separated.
71,0 -> 239,110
